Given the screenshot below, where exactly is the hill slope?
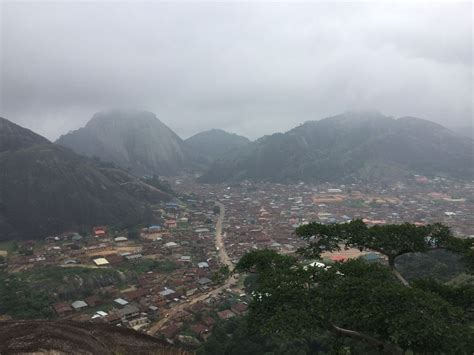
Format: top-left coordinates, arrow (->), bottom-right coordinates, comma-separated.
185,129 -> 250,164
0,117 -> 169,240
0,117 -> 50,152
200,111 -> 474,183
56,110 -> 189,176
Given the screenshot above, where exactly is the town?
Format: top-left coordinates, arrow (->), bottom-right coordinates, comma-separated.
0,175 -> 472,350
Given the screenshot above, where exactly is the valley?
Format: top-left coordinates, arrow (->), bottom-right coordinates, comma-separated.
1,173 -> 472,351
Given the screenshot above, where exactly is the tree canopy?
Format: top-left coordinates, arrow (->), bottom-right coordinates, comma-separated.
296,220 -> 473,285
226,221 -> 474,354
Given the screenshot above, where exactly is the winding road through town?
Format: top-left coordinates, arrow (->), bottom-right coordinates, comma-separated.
147,200 -> 235,336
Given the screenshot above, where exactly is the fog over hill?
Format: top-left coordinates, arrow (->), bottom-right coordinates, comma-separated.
2,2 -> 471,140
199,111 -> 474,183
56,110 -> 190,176
53,109 -> 474,183
185,129 -> 250,165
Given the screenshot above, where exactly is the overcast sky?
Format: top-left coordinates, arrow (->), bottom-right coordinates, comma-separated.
1,1 -> 472,140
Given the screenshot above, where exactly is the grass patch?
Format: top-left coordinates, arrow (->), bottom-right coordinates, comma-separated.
0,241 -> 18,255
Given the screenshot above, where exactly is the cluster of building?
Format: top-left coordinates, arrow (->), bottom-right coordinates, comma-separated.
1,198 -> 244,342
174,176 -> 474,265
1,174 -> 472,348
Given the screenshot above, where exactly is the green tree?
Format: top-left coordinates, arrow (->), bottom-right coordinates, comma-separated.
231,221 -> 474,354
198,317 -> 324,355
0,274 -> 52,319
412,278 -> 474,319
212,265 -> 230,284
296,220 -> 472,286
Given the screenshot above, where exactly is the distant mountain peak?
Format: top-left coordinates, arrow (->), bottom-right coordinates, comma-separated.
329,110 -> 392,123
188,128 -> 249,139
342,108 -> 386,117
202,128 -> 234,135
56,110 -> 189,176
88,109 -> 158,124
185,128 -> 250,164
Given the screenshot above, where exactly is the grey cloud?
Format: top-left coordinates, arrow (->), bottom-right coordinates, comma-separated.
0,1 -> 472,140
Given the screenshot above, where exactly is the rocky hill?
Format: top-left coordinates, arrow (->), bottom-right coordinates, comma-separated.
199,111 -> 474,183
0,117 -> 50,152
56,110 -> 190,176
0,320 -> 190,355
185,129 -> 250,165
0,117 -> 170,240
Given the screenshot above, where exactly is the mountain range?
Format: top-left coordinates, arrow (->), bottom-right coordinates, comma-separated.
199,111 -> 473,183
0,117 -> 170,240
56,110 -> 251,174
1,110 -> 472,239
57,109 -> 473,185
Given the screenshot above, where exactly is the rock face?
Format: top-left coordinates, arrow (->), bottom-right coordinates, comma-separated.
56,110 -> 190,176
0,117 -> 169,240
185,129 -> 250,165
200,111 -> 474,183
0,320 -> 190,355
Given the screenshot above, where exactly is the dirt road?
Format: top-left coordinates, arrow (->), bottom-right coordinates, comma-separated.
147,279 -> 235,335
214,201 -> 233,270
147,200 -> 236,336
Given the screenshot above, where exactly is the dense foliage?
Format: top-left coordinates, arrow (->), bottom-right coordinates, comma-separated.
0,266 -> 139,313
0,273 -> 52,319
198,317 -> 326,355
202,221 -> 473,354
24,266 -> 124,301
234,252 -> 473,353
296,219 -> 473,285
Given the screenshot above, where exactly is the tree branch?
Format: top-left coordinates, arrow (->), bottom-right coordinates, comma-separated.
330,323 -> 403,354
388,256 -> 410,287
391,267 -> 410,287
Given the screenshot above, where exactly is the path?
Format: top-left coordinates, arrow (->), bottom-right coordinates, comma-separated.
147,200 -> 236,336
